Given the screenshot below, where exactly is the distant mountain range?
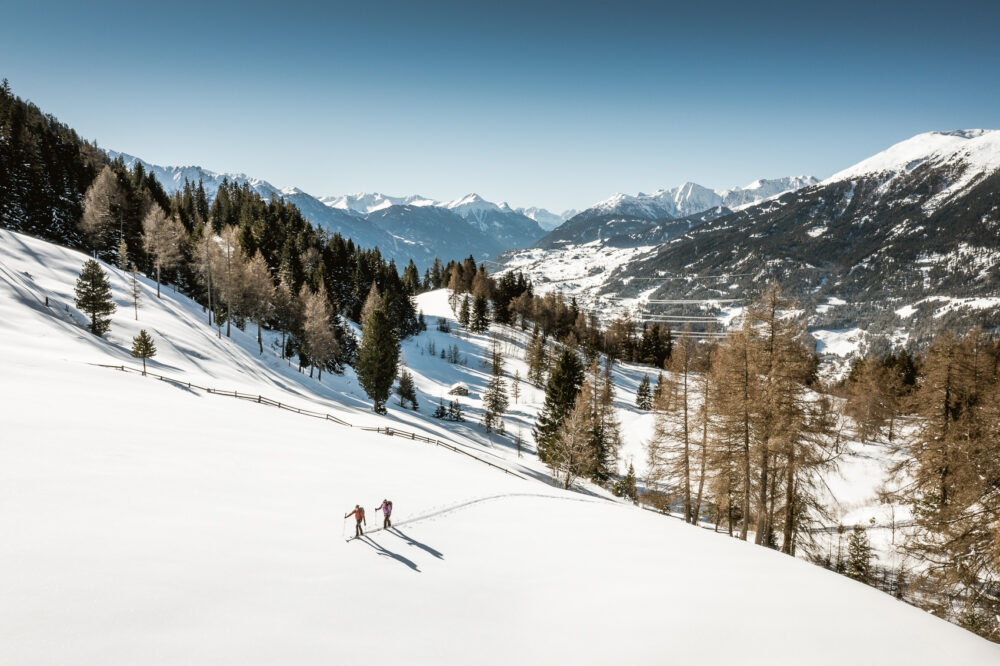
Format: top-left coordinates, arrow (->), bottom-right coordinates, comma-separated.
108,150 -> 818,272
499,130 -> 1000,353
106,152 -> 550,269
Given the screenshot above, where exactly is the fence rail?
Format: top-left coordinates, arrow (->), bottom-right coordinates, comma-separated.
94,364 -> 526,480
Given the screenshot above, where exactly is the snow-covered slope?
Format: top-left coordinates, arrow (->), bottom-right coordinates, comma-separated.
2,229 -> 998,663
824,129 -> 1000,184
2,229 -> 999,663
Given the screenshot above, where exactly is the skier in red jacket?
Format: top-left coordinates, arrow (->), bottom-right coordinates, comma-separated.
345,504 -> 366,538
375,499 -> 393,529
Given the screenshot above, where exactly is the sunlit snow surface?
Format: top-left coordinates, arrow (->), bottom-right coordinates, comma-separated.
2,229 -> 999,664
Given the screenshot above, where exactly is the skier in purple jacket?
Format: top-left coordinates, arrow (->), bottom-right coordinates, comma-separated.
375,499 -> 393,529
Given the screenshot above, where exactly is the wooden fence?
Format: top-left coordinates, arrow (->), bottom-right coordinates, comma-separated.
94,363 -> 526,480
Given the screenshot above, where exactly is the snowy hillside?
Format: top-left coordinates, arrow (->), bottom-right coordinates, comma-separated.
2,229 -> 999,664
824,129 -> 1000,184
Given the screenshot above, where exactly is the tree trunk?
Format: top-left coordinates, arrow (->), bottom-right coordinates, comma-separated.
156,264 -> 161,298
226,303 -> 231,337
257,320 -> 263,355
755,440 -> 770,546
693,376 -> 708,522
781,447 -> 796,554
682,368 -> 691,523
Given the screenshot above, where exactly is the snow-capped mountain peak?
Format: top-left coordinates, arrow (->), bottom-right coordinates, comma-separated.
823,129 -> 1000,184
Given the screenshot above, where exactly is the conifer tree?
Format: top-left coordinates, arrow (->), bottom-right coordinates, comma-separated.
448,399 -> 464,422
128,264 -> 141,320
361,281 -> 381,327
396,368 -> 418,410
433,397 -> 447,419
141,204 -> 187,298
130,329 -> 157,375
302,284 -> 339,381
357,298 -> 399,414
635,374 -> 652,410
74,259 -> 116,336
458,295 -> 471,327
534,346 -> 584,463
526,325 -> 549,387
647,334 -> 696,521
483,343 -> 509,432
116,238 -> 129,270
192,221 -> 221,326
79,165 -> 123,256
470,294 -> 490,333
215,225 -> 245,337
511,370 -> 521,404
846,524 -> 873,584
614,462 -> 638,502
548,380 -> 596,489
243,250 -> 275,354
272,280 -> 296,358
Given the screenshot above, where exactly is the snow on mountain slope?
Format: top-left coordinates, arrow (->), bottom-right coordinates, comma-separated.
581,175 -> 817,221
320,192 -> 436,214
824,129 -> 1000,184
3,230 -> 999,664
515,206 -> 575,231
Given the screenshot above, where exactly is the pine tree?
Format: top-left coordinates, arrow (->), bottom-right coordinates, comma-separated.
526,325 -> 549,387
534,346 -> 584,463
652,371 -> 664,403
74,259 -> 116,336
130,329 -> 157,375
636,374 -> 652,410
846,524 -> 873,584
448,399 -> 465,422
483,343 -> 509,433
470,294 -> 490,333
396,368 -> 418,410
357,299 -> 399,414
458,295 -> 471,327
511,370 -> 521,404
433,397 -> 447,419
614,462 -> 638,502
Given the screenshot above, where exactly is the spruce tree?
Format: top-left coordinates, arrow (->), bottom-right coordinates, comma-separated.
458,295 -> 471,327
130,329 -> 157,375
511,370 -> 521,404
396,368 -> 418,410
470,294 -> 490,333
534,346 -> 584,463
636,374 -> 652,410
357,300 -> 399,414
846,524 -> 873,584
74,259 -> 116,336
116,238 -> 129,270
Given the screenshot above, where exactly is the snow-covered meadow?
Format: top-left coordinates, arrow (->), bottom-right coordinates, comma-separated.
2,228 -> 998,664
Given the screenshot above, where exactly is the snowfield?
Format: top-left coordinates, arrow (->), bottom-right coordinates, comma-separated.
2,229 -> 999,664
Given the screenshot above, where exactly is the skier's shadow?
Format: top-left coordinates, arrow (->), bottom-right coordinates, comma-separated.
359,535 -> 421,572
389,527 -> 444,560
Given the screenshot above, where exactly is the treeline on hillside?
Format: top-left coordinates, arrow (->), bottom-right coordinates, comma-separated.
0,79 -> 105,243
445,259 -> 674,368
0,82 -> 436,404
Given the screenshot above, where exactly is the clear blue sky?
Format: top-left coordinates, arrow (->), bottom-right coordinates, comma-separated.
3,0 -> 999,212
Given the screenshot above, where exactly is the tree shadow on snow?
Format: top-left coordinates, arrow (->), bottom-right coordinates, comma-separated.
359,535 -> 421,572
388,527 -> 444,560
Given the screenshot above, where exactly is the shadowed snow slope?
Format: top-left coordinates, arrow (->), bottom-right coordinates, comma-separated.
1,229 -> 998,665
